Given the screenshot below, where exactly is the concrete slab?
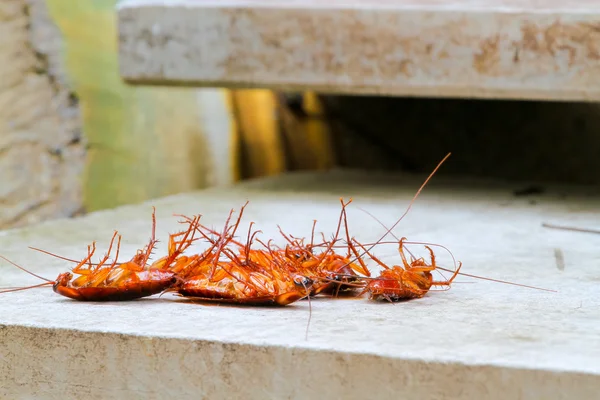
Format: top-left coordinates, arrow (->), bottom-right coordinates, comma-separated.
117,0 -> 600,101
1,170 -> 599,399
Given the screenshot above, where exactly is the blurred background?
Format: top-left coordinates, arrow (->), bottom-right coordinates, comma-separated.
2,0 -> 600,229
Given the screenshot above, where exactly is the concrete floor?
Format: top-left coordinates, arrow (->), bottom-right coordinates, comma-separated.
0,170 -> 599,399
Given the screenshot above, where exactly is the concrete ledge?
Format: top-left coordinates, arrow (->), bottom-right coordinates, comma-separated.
117,0 -> 600,101
2,325 -> 599,399
1,170 -> 599,398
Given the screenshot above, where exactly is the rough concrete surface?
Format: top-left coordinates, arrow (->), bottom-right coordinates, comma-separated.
0,0 -> 84,229
118,0 -> 600,101
0,170 -> 599,399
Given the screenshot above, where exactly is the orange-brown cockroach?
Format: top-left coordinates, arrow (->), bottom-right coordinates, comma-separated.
311,153 -> 458,301
355,238 -> 462,301
324,152 -> 556,301
0,208 -> 178,301
272,198 -> 370,297
167,204 -> 314,306
358,208 -> 556,296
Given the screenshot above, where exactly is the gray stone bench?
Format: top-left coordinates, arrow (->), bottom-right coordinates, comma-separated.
1,171 -> 598,399
117,0 -> 600,101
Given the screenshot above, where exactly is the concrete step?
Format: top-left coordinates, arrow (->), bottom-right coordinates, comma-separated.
117,0 -> 600,101
1,170 -> 599,399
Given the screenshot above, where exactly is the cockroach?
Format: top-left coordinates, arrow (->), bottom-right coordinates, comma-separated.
350,235 -> 555,301
187,218 -> 323,296
177,265 -> 312,306
0,208 -> 178,301
305,153 -> 456,301
324,152 -> 556,300
168,204 -> 313,306
275,198 -> 370,296
187,199 -> 366,298
357,193 -> 559,291
354,237 -> 462,301
257,153 -> 455,300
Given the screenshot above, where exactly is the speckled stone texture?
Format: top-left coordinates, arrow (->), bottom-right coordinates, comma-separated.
0,0 -> 84,228
0,170 -> 599,399
118,0 -> 600,101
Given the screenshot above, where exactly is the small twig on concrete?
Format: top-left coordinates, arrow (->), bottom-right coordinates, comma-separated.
542,223 -> 600,235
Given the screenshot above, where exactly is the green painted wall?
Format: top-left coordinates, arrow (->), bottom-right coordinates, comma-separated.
47,0 -> 214,211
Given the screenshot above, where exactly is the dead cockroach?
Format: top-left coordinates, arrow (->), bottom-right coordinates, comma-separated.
0,208 -> 177,301
272,198 -> 370,297
177,264 -> 312,306
307,153 -> 455,301
355,237 -> 461,301
350,204 -> 557,301
323,152 -> 556,301
167,204 -> 314,306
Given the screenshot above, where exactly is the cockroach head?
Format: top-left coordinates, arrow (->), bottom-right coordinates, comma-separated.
54,272 -> 72,289
293,275 -> 314,291
170,274 -> 184,288
324,270 -> 358,284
